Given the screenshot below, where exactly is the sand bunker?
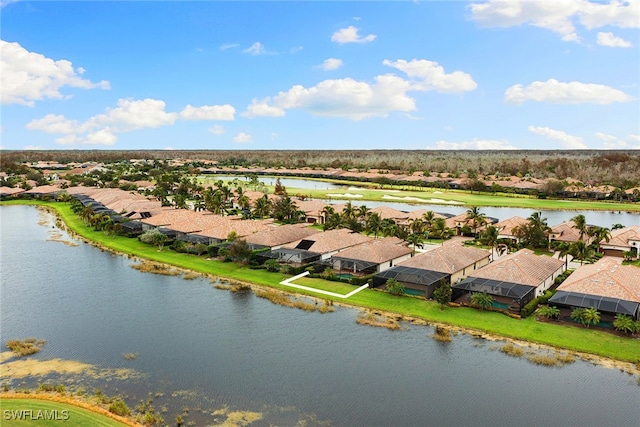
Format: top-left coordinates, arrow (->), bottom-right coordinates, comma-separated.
326,193 -> 363,198
381,194 -> 464,205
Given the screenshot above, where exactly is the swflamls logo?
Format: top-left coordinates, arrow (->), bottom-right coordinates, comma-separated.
3,409 -> 70,421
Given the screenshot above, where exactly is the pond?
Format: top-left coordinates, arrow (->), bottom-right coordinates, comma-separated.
1,205 -> 638,426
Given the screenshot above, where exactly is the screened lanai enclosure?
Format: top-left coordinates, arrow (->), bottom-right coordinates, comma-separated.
549,291 -> 640,321
328,257 -> 379,276
255,248 -> 321,265
452,277 -> 536,313
372,266 -> 449,297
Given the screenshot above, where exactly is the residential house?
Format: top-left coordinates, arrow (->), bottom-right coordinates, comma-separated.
549,220 -> 594,245
329,237 -> 412,276
452,249 -> 565,313
599,225 -> 640,258
244,223 -> 322,250
373,243 -> 490,297
493,216 -> 529,243
549,257 -> 640,321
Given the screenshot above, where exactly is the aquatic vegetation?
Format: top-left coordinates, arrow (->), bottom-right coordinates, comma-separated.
5,338 -> 46,357
122,352 -> 139,360
355,312 -> 401,330
432,325 -> 453,342
131,261 -> 180,276
499,343 -> 524,357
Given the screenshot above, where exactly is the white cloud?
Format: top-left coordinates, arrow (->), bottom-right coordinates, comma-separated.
220,43 -> 239,51
505,79 -> 634,104
241,99 -> 286,118
26,98 -> 235,146
290,46 -> 304,54
232,132 -> 253,143
246,58 -> 476,120
595,132 -> 640,148
208,125 -> 225,135
427,139 -> 517,150
331,26 -> 377,44
383,59 -> 477,93
1,40 -> 110,106
469,0 -> 639,42
528,125 -> 587,149
321,58 -> 343,71
596,31 -> 632,47
180,104 -> 235,121
243,42 -> 268,55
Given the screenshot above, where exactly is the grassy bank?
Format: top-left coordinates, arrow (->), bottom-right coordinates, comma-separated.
0,396 -> 136,426
2,200 -> 640,363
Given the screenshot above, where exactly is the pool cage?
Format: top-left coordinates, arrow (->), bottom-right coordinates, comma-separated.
372,266 -> 449,297
327,256 -> 380,276
549,291 -> 640,320
452,277 -> 536,312
255,248 -> 321,266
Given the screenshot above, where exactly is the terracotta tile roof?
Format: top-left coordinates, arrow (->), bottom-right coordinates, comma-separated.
244,223 -> 322,248
494,216 -> 528,237
405,209 -> 447,221
469,249 -> 564,287
24,185 -> 63,194
141,210 -> 207,228
550,221 -> 591,243
556,257 -> 640,302
295,199 -> 329,216
371,206 -> 409,221
396,244 -> 490,274
332,237 -> 412,264
602,226 -> 640,248
197,218 -> 274,240
0,186 -> 26,195
282,228 -> 372,255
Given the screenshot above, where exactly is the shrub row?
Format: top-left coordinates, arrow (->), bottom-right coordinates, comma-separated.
521,290 -> 555,318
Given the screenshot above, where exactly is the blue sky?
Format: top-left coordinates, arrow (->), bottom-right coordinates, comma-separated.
1,0 -> 639,151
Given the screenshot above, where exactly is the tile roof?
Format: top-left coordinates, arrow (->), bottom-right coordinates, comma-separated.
556,257 -> 640,302
141,210 -> 208,228
332,237 -> 412,263
244,223 -> 322,248
282,228 -> 372,254
396,243 -> 490,274
494,216 -> 529,237
602,225 -> 640,248
405,209 -> 447,221
24,185 -> 63,194
468,249 -> 564,287
550,221 -> 591,243
295,199 -> 329,216
371,206 -> 410,220
0,186 -> 26,195
197,218 -> 274,240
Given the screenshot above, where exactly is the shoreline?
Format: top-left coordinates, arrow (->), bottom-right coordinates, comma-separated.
4,202 -> 640,370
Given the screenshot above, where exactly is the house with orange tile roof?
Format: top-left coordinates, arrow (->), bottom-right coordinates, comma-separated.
452,249 -> 565,313
195,218 -> 274,244
549,220 -> 595,245
329,237 -> 412,276
599,225 -> 640,259
494,216 -> 529,242
549,257 -> 640,321
244,223 -> 322,250
373,243 -> 490,297
295,199 -> 329,224
0,186 -> 26,199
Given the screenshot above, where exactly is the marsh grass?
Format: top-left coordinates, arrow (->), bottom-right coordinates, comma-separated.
131,261 -> 180,276
317,301 -> 335,314
122,353 -> 139,361
214,281 -> 252,292
527,352 -> 576,367
6,338 -> 46,357
356,312 -> 401,330
432,325 -> 453,342
499,343 -> 524,357
181,271 -> 200,280
253,288 -> 316,311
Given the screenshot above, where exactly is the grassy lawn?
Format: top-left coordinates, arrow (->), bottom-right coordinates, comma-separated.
3,200 -> 640,363
0,398 -> 132,426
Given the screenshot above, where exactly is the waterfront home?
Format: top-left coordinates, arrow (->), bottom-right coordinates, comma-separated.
452,249 -> 565,313
265,228 -> 372,265
372,243 -> 490,297
549,257 -> 640,321
295,199 -> 329,224
493,216 -> 529,243
549,220 -> 594,245
244,223 -> 322,250
328,237 -> 412,276
0,186 -> 26,199
195,218 -> 274,245
599,225 -> 640,258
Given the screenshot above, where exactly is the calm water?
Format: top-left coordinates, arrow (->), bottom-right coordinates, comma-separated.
1,205 -> 639,426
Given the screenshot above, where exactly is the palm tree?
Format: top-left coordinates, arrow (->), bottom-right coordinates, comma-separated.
342,202 -> 357,221
365,212 -> 383,238
405,232 -> 424,255
570,308 -> 586,325
570,214 -> 588,241
321,205 -> 335,224
588,226 -> 611,245
421,210 -> 436,230
582,307 -> 601,328
465,206 -> 486,235
568,241 -> 595,265
480,225 -> 500,260
252,194 -> 272,218
537,305 -> 560,320
613,314 -> 636,334
470,292 -> 494,311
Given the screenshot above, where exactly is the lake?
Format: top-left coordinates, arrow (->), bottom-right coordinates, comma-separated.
1,205 -> 638,426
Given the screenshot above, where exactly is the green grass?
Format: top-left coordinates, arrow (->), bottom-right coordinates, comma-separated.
0,398 -> 130,426
3,200 -> 640,363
